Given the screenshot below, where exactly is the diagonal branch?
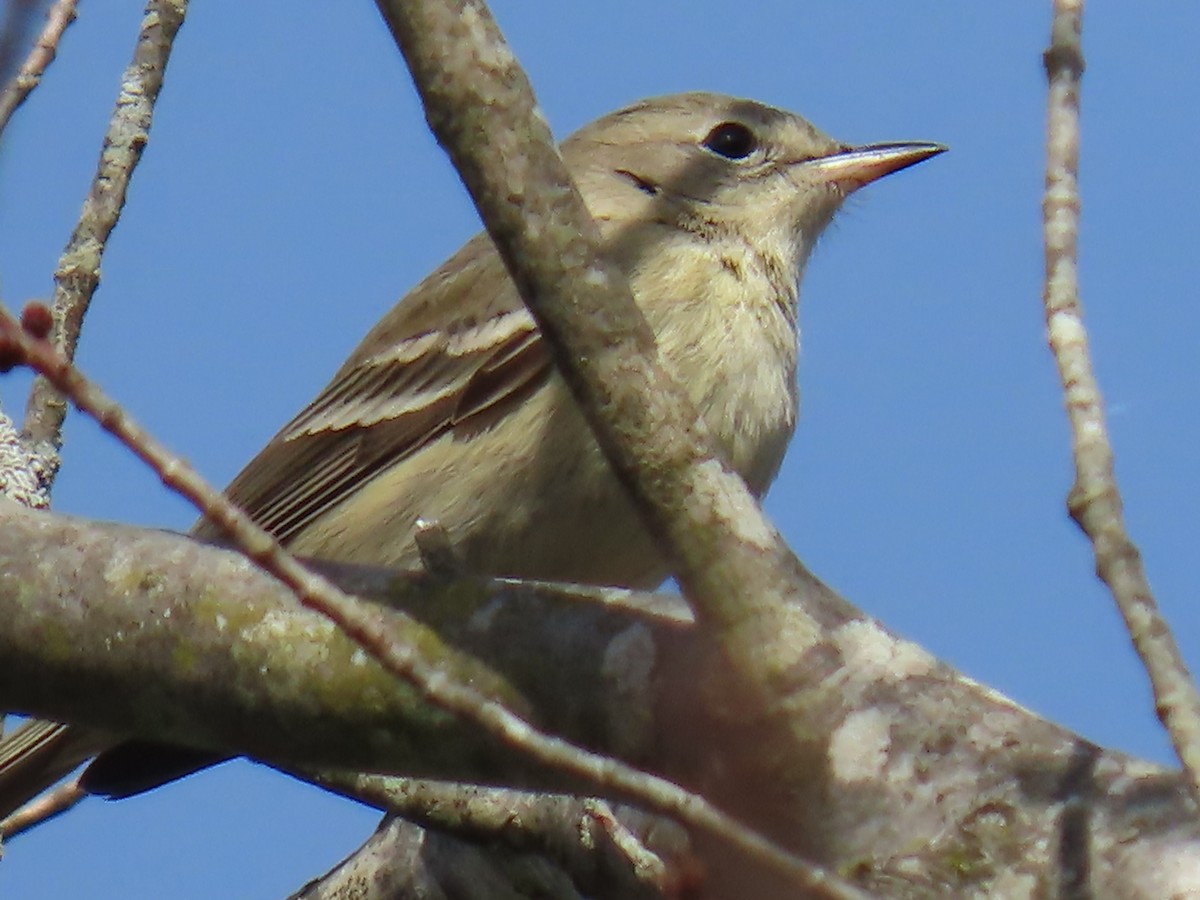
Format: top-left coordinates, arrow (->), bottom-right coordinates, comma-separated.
0,306 -> 868,899
21,0 -> 187,483
373,0 -> 858,785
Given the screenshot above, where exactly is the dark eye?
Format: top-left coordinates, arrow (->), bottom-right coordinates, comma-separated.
702,122 -> 758,160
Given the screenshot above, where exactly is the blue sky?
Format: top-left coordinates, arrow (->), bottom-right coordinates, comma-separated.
2,3 -> 1199,896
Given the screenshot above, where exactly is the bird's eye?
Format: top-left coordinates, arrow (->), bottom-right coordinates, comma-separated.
702,122 -> 758,160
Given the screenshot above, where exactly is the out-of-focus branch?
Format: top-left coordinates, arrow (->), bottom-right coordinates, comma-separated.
0,0 -> 78,139
0,1 -> 48,86
21,0 -> 186,490
1042,0 -> 1200,805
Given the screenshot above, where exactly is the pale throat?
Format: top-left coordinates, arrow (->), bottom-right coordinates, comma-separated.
638,220 -> 803,494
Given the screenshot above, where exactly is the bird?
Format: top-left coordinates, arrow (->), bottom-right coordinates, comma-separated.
0,92 -> 943,825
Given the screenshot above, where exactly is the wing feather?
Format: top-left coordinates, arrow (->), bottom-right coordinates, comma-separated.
196,235 -> 553,544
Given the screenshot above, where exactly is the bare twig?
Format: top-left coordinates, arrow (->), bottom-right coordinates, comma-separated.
1042,0 -> 1200,803
0,305 -> 868,900
0,715 -> 106,831
21,0 -> 186,488
0,0 -> 78,140
0,777 -> 84,839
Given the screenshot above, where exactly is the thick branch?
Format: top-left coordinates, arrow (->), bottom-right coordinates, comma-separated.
0,499 -> 669,791
3,502 -> 1200,895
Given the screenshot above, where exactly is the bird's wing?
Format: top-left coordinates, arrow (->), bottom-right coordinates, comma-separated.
197,234 -> 553,544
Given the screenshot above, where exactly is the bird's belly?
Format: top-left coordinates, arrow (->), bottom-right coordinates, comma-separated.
288,378 -> 666,588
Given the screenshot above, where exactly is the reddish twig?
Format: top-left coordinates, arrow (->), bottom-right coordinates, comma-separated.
0,302 -> 868,900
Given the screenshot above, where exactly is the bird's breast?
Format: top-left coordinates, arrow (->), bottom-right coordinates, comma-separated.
635,235 -> 801,497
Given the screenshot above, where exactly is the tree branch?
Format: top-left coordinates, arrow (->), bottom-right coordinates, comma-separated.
372,2 -> 854,647
297,775 -> 681,899
21,0 -> 186,484
0,304 -> 861,897
2,501 -> 1199,895
1042,0 -> 1200,804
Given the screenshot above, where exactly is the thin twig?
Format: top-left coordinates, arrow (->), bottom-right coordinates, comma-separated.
0,0 -> 78,140
1042,0 -> 1200,804
21,0 -> 187,484
0,305 -> 869,900
0,778 -> 84,839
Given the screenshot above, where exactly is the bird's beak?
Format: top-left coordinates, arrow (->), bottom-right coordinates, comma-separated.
809,142 -> 947,192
